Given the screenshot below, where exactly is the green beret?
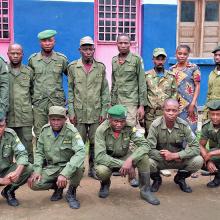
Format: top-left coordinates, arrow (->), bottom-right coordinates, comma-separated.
38,29 -> 57,40
207,100 -> 220,110
49,106 -> 66,117
0,112 -> 6,122
107,105 -> 127,119
212,45 -> 220,53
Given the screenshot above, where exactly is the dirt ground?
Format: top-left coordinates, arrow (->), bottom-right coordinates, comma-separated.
0,168 -> 220,220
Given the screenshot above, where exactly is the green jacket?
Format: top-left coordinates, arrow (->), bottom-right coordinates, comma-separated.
147,116 -> 199,160
68,59 -> 110,123
0,128 -> 29,173
111,52 -> 146,106
34,122 -> 85,178
0,57 -> 9,114
95,120 -> 150,168
207,68 -> 220,102
28,51 -> 68,104
7,64 -> 33,127
145,69 -> 177,109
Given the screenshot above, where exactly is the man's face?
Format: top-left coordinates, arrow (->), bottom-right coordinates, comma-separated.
49,116 -> 66,131
214,51 -> 220,65
153,55 -> 166,69
8,46 -> 23,66
40,37 -> 55,53
117,36 -> 130,54
0,120 -> 6,138
209,110 -> 220,126
163,103 -> 179,123
109,117 -> 126,132
79,45 -> 95,62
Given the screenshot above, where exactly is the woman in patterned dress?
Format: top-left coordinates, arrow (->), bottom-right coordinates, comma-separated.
170,45 -> 201,134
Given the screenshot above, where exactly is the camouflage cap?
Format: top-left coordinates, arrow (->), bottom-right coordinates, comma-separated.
107,105 -> 127,119
80,36 -> 94,46
49,106 -> 66,117
153,48 -> 167,57
212,45 -> 220,53
207,100 -> 220,111
37,29 -> 57,40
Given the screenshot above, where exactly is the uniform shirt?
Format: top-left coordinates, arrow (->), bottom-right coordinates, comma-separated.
147,116 -> 199,160
200,120 -> 220,149
0,57 -> 9,114
34,122 -> 85,178
28,51 -> 68,104
111,52 -> 146,106
7,64 -> 33,127
145,69 -> 177,109
0,128 -> 29,172
68,58 -> 110,123
95,120 -> 150,168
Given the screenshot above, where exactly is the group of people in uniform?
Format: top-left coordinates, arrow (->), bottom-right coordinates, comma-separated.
0,29 -> 220,209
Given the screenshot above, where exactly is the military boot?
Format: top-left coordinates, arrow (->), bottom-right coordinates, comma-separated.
174,170 -> 192,193
139,172 -> 160,205
65,185 -> 80,209
98,180 -> 111,198
207,171 -> 220,188
50,184 -> 63,201
150,171 -> 162,192
1,185 -> 19,207
88,144 -> 98,180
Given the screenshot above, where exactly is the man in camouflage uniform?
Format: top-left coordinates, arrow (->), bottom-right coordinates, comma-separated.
0,113 -> 32,207
200,100 -> 220,188
28,29 -> 68,138
28,106 -> 85,209
68,36 -> 110,179
95,105 -> 160,205
147,99 -> 203,193
145,48 -> 177,136
7,43 -> 34,162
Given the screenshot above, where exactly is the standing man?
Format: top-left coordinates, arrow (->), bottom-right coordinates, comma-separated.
147,99 -> 203,193
28,106 -> 85,209
200,100 -> 220,188
144,48 -> 177,135
7,44 -> 34,162
68,36 -> 110,179
0,55 -> 9,115
28,29 -> 68,138
95,105 -> 160,205
111,33 -> 146,127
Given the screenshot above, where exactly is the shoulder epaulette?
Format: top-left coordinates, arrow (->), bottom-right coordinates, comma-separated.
0,55 -> 7,63
56,52 -> 68,60
28,53 -> 37,61
151,116 -> 163,127
202,119 -> 211,127
65,122 -> 78,132
176,117 -> 189,126
68,60 -> 78,68
5,127 -> 17,136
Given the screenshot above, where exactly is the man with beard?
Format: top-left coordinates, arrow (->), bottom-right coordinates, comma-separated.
28,30 -> 68,139
7,44 -> 34,162
144,48 -> 177,136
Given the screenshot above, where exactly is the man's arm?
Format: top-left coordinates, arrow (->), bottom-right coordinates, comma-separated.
171,75 -> 178,99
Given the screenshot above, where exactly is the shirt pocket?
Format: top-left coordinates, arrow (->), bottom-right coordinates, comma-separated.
60,144 -> 74,161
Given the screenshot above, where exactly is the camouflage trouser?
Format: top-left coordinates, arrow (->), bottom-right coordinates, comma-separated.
10,126 -> 33,163
31,166 -> 84,190
149,155 -> 204,173
95,155 -> 150,182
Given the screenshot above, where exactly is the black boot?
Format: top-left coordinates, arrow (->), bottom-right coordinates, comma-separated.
1,185 -> 19,207
174,170 -> 192,193
139,172 -> 160,205
207,171 -> 220,188
65,185 -> 80,209
88,144 -> 98,180
99,180 -> 111,198
129,177 -> 139,188
50,185 -> 63,201
150,172 -> 162,192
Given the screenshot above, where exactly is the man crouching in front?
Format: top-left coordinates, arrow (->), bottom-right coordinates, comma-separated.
95,105 -> 160,205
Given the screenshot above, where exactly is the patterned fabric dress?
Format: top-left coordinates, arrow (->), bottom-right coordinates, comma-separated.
169,63 -> 201,133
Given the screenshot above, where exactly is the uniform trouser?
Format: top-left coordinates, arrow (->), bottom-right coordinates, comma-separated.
10,126 -> 33,163
203,148 -> 220,170
119,104 -> 137,127
0,163 -> 33,189
149,155 -> 204,173
95,155 -> 150,182
31,166 -> 84,191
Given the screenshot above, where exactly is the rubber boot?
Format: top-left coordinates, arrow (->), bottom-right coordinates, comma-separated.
150,171 -> 162,192
207,171 -> 220,188
50,184 -> 64,201
1,185 -> 19,207
139,172 -> 160,205
98,180 -> 111,198
88,144 -> 98,180
65,185 -> 80,209
174,170 -> 192,193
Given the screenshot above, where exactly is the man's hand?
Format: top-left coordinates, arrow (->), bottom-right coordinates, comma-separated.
160,150 -> 179,161
203,152 -> 212,162
27,173 -> 42,188
119,157 -> 133,177
69,116 -> 77,125
207,161 -> 218,173
6,171 -> 21,183
137,105 -> 145,120
0,177 -> 12,186
99,116 -> 105,124
56,175 -> 68,188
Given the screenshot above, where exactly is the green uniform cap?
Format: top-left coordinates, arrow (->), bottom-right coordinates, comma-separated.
153,48 -> 167,57
207,100 -> 220,110
80,36 -> 94,46
212,45 -> 220,53
107,105 -> 127,119
49,106 -> 66,117
38,29 -> 57,40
